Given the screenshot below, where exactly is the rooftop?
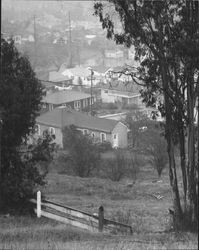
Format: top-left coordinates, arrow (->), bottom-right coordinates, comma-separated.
62,66 -> 91,78
49,71 -> 70,82
42,90 -> 91,105
36,108 -> 118,133
102,88 -> 140,98
92,65 -> 111,74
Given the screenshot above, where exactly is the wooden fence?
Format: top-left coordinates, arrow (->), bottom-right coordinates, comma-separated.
30,191 -> 132,234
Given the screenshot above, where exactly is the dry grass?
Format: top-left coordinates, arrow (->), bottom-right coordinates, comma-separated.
0,163 -> 198,249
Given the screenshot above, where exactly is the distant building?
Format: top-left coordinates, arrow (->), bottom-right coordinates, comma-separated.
41,90 -> 94,112
101,88 -> 144,107
35,107 -> 128,148
49,71 -> 72,87
105,50 -> 124,59
62,66 -> 99,86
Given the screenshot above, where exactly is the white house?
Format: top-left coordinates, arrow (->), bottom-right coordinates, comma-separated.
105,50 -> 124,59
35,107 -> 128,148
62,66 -> 99,86
101,88 -> 144,107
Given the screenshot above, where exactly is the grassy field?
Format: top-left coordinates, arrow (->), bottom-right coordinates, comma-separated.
0,162 -> 198,250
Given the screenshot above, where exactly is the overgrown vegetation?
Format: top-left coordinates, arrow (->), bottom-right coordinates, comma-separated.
62,125 -> 101,177
141,125 -> 168,178
0,38 -> 55,213
102,149 -> 139,182
94,0 -> 198,231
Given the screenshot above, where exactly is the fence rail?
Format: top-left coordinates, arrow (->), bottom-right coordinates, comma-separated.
30,191 -> 132,234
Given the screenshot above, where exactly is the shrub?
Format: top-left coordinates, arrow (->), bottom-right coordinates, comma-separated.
62,125 -> 101,177
1,133 -> 56,213
96,141 -> 112,153
140,126 -> 168,177
102,149 -> 127,182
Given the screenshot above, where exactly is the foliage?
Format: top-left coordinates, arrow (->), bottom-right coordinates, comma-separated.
94,0 -> 198,231
140,125 -> 168,177
96,141 -> 112,153
126,110 -> 150,149
102,149 -> 137,182
62,125 -> 101,177
0,38 -> 51,213
0,38 -> 43,150
1,133 -> 56,213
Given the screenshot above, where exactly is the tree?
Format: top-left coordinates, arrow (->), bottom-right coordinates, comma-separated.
103,149 -> 139,182
62,125 -> 101,177
0,38 -> 46,212
94,1 -> 198,230
125,110 -> 149,149
2,133 -> 56,212
103,149 -> 127,181
141,125 -> 168,178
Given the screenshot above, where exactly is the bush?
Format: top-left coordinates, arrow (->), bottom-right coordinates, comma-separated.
102,149 -> 127,181
140,126 -> 168,177
96,141 -> 112,153
62,125 -> 101,177
1,133 -> 56,213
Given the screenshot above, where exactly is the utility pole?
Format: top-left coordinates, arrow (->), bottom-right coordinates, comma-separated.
0,110 -> 2,210
88,67 -> 94,115
33,15 -> 37,70
68,12 -> 72,67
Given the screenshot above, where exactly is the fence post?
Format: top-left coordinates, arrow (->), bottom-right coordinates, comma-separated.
37,191 -> 41,218
98,205 -> 104,232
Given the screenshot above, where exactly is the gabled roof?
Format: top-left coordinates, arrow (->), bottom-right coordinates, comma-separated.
101,88 -> 140,98
62,66 -> 91,78
49,71 -> 70,82
92,65 -> 111,74
42,90 -> 91,105
36,108 -> 118,133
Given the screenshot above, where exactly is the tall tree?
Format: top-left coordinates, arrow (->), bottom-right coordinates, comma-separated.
94,0 -> 198,230
0,38 -> 45,211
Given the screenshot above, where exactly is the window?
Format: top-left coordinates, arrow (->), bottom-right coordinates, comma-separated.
74,100 -> 81,109
89,98 -> 94,105
83,99 -> 88,108
43,130 -> 48,137
49,104 -> 54,111
113,134 -> 117,139
34,124 -> 40,135
91,132 -> 95,139
49,127 -> 56,139
85,99 -> 88,106
83,129 -> 88,135
104,90 -> 108,93
100,133 -> 106,142
42,103 -> 46,109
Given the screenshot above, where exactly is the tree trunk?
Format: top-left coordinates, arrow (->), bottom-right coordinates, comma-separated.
161,64 -> 183,223
187,69 -> 197,228
178,122 -> 187,211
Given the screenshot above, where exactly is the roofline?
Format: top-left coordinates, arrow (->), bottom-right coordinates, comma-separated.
36,121 -> 114,134
42,96 -> 91,105
107,93 -> 141,98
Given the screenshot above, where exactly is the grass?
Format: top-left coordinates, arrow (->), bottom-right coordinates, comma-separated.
0,161 -> 198,249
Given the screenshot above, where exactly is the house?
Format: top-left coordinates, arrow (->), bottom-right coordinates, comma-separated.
49,70 -> 73,87
41,90 -> 94,112
35,107 -> 128,148
92,65 -> 112,84
101,88 -> 144,107
105,50 -> 124,59
62,66 -> 99,86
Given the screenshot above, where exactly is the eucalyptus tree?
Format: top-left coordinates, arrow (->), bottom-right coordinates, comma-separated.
94,0 -> 199,230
